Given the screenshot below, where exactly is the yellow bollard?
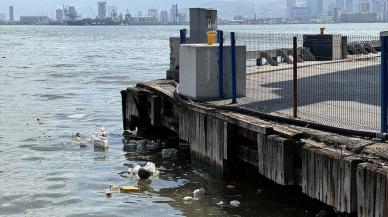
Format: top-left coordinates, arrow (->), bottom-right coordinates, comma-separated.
320,27 -> 326,35
207,31 -> 217,45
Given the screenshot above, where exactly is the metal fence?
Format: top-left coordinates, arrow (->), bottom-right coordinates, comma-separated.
219,31 -> 381,132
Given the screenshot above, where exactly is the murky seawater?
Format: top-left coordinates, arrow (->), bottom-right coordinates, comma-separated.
0,24 -> 387,217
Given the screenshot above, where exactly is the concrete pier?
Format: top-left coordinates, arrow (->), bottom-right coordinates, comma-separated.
122,80 -> 388,217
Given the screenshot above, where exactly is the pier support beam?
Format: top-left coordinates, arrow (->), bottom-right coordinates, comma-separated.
258,134 -> 296,185
301,144 -> 362,214
357,163 -> 388,217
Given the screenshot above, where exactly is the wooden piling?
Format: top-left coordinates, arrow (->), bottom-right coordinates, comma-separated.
122,80 -> 388,217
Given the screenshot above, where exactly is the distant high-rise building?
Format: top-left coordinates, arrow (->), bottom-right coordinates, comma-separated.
371,0 -> 384,13
178,9 -> 188,24
137,11 -> 142,16
345,0 -> 355,13
287,0 -> 296,18
336,0 -> 346,10
98,1 -> 107,19
107,6 -> 117,17
307,0 -> 323,17
160,10 -> 168,24
9,6 -> 14,22
358,0 -> 371,13
170,4 -> 178,24
56,9 -> 64,21
64,6 -> 77,21
148,9 -> 158,18
291,6 -> 310,19
0,14 -> 5,21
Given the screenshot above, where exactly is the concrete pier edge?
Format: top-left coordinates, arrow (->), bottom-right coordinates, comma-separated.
122,80 -> 388,217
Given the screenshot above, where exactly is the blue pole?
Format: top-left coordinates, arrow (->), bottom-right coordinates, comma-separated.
180,29 -> 187,44
218,30 -> 224,98
381,32 -> 388,133
231,32 -> 237,104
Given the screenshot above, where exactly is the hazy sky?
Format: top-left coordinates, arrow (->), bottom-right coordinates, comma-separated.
0,0 -> 242,18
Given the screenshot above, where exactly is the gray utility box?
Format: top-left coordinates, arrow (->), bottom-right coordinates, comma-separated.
167,8 -> 218,81
303,34 -> 343,61
179,44 -> 246,99
190,8 -> 217,43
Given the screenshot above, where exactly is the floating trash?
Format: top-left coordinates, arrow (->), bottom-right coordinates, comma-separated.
72,132 -> 91,148
138,168 -> 152,179
183,196 -> 193,201
162,148 -> 178,158
127,162 -> 159,179
216,201 -> 224,206
193,188 -> 206,200
93,126 -> 109,149
230,200 -> 240,207
136,139 -> 161,152
226,184 -> 236,190
105,190 -> 113,197
120,185 -> 140,193
110,184 -> 119,191
68,114 -> 88,119
315,210 -> 327,217
123,140 -> 138,152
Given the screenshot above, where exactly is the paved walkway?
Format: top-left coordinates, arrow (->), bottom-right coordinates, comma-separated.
229,54 -> 381,132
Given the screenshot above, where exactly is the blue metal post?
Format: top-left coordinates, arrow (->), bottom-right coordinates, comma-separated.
381,32 -> 388,133
180,29 -> 187,44
231,32 -> 237,104
218,30 -> 224,98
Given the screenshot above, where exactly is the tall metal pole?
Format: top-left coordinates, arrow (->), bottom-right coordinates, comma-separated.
218,30 -> 224,98
381,31 -> 388,133
231,32 -> 237,104
293,36 -> 298,118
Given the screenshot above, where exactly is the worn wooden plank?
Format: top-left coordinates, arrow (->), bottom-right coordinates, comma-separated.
301,144 -> 360,214
366,165 -> 376,217
314,149 -> 323,201
334,156 -> 342,212
375,167 -> 386,217
150,95 -> 161,126
321,151 -> 329,204
357,163 -> 367,217
272,125 -> 305,140
204,116 -> 225,168
217,111 -> 274,135
257,133 -> 266,173
301,146 -> 309,194
257,135 -> 295,185
308,148 -> 315,197
223,122 -> 229,161
178,108 -> 189,142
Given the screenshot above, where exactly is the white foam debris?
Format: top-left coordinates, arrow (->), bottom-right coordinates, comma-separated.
68,114 -> 88,119
216,201 -> 224,206
127,162 -> 159,179
193,188 -> 206,199
230,200 -> 240,207
183,196 -> 193,201
93,126 -> 109,149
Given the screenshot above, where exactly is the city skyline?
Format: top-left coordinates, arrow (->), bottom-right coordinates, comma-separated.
2,0 -> 388,24
2,0 -> 283,21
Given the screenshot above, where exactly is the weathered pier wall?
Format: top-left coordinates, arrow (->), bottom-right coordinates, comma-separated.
122,80 -> 388,217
